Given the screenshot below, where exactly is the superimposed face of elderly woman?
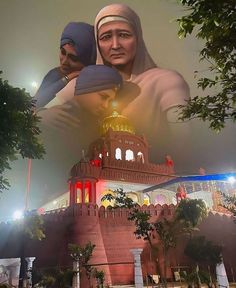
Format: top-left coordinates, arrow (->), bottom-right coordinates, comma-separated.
98,21 -> 137,68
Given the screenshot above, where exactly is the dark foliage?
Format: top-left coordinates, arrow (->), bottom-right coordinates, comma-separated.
177,0 -> 236,131
0,72 -> 45,192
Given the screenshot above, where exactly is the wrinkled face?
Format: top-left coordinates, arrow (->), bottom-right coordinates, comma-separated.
98,21 -> 137,67
76,88 -> 116,116
59,43 -> 84,75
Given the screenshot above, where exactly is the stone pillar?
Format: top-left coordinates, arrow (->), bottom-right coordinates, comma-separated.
81,181 -> 85,203
72,260 -> 80,288
130,248 -> 144,288
91,181 -> 97,204
7,260 -> 21,287
69,182 -> 76,205
25,257 -> 35,288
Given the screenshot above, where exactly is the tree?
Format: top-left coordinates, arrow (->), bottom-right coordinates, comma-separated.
102,190 -> 208,285
175,198 -> 208,234
177,0 -> 236,131
93,269 -> 105,288
16,211 -> 45,241
184,236 -> 222,266
15,211 -> 45,288
0,72 -> 45,192
184,235 -> 222,288
68,241 -> 96,271
68,242 -> 96,287
34,267 -> 73,288
221,192 -> 236,218
153,218 -> 179,284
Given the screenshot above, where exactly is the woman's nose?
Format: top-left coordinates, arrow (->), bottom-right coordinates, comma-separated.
61,55 -> 69,64
111,36 -> 121,49
102,100 -> 109,109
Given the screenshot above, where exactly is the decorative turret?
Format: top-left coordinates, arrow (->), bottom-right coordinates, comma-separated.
88,111 -> 149,164
69,159 -> 100,206
68,110 -> 175,208
176,184 -> 187,204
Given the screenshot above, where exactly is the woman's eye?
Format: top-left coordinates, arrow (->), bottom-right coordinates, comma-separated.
99,34 -> 111,41
100,93 -> 109,100
60,48 -> 66,55
119,32 -> 131,38
69,55 -> 80,62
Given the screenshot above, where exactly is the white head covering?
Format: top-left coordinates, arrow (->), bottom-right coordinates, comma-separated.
95,3 -> 157,78
95,3 -> 190,168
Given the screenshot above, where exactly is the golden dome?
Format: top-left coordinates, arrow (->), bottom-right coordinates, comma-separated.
101,111 -> 135,135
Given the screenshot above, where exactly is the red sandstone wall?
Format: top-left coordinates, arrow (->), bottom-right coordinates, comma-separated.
0,205 -> 236,286
197,212 -> 236,280
99,206 -> 144,285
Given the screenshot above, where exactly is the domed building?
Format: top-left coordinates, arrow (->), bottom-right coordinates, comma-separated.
1,112 -> 235,287
41,110 -> 236,214
42,111 -> 176,211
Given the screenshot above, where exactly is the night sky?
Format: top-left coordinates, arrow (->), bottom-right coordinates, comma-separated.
0,0 -> 235,221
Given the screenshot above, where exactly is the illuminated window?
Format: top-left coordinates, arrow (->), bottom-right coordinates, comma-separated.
155,194 -> 167,205
76,182 -> 82,203
202,199 -> 208,208
115,148 -> 122,160
101,190 -> 115,208
125,149 -> 134,161
172,197 -> 177,205
143,193 -> 150,205
84,181 -> 91,203
137,152 -> 144,163
127,192 -> 138,203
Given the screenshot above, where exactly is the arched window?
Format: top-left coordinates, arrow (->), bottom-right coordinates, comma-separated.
127,192 -> 139,204
143,193 -> 150,205
84,181 -> 91,203
172,196 -> 177,205
115,148 -> 122,160
155,194 -> 167,205
101,190 -> 115,208
76,182 -> 82,203
125,149 -> 134,161
137,151 -> 144,163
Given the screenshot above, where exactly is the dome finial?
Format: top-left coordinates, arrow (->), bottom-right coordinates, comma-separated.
101,110 -> 135,135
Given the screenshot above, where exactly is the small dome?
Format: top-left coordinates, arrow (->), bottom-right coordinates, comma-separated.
70,160 -> 100,179
101,111 -> 135,135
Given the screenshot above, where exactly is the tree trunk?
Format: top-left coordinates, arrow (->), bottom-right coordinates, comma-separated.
19,233 -> 26,288
163,246 -> 167,288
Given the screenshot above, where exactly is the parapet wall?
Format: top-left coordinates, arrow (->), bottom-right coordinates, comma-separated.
0,205 -> 235,285
41,203 -> 176,222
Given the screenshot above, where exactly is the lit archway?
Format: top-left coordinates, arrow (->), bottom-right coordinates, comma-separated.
143,193 -> 150,205
125,149 -> 134,161
115,148 -> 122,160
155,194 -> 167,205
137,152 -> 144,163
101,190 -> 115,208
127,192 -> 139,204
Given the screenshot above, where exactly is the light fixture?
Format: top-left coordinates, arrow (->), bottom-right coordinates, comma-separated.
13,210 -> 24,220
227,176 -> 236,184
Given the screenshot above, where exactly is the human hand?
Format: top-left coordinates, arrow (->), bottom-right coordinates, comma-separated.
38,104 -> 81,131
66,70 -> 80,81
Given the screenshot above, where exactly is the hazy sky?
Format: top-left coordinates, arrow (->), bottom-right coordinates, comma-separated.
0,0 -> 200,94
0,0 -> 235,220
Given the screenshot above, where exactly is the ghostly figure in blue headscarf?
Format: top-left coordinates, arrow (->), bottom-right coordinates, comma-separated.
31,65 -> 122,208
34,22 -> 96,108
